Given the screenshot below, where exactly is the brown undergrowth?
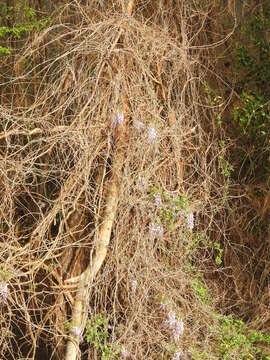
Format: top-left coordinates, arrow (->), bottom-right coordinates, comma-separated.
0,1 -> 269,359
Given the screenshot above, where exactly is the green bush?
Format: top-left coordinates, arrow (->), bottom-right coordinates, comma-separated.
233,91 -> 269,139
216,315 -> 270,359
86,315 -> 118,359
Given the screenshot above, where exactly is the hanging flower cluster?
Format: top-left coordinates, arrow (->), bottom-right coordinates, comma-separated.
0,281 -> 8,304
120,348 -> 131,358
186,212 -> 194,230
166,311 -> 184,342
112,112 -> 124,128
71,326 -> 83,343
149,222 -> 164,240
172,351 -> 181,360
147,126 -> 157,144
130,280 -> 137,294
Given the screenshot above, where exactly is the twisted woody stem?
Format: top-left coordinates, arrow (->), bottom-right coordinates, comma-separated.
64,2 -> 136,360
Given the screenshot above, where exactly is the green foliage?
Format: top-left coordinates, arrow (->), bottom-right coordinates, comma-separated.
26,7 -> 35,22
149,186 -> 190,231
0,18 -> 50,39
185,232 -> 224,271
159,194 -> 188,231
203,81 -> 223,127
0,45 -> 10,55
236,13 -> 270,88
233,92 -> 269,138
216,315 -> 270,359
0,2 -> 51,56
227,4 -> 270,182
249,330 -> 270,345
86,314 -> 118,359
233,7 -> 270,144
203,81 -> 223,107
191,278 -> 210,304
213,242 -> 223,265
185,232 -> 206,258
190,312 -> 270,359
231,92 -> 270,182
218,155 -> 234,179
236,46 -> 254,68
0,2 -> 38,24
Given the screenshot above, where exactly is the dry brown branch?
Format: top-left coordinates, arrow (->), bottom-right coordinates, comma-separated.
64,3 -> 136,358
65,118 -> 127,359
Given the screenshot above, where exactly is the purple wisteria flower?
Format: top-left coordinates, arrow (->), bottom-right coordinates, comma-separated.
167,311 -> 176,328
147,126 -> 157,144
154,194 -> 162,208
71,326 -> 81,336
186,212 -> 194,230
130,280 -> 137,294
160,302 -> 167,311
172,351 -> 181,360
0,281 -> 8,303
173,319 -> 184,342
71,326 -> 83,342
120,348 -> 131,358
112,112 -> 124,128
149,223 -> 164,240
166,311 -> 184,342
135,120 -> 144,130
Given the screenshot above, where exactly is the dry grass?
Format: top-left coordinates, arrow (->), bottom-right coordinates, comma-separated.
0,1 -> 269,359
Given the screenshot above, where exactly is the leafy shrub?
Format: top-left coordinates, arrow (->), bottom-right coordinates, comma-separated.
86,315 -> 118,359
0,45 -> 10,55
233,92 -> 269,139
216,315 -> 270,359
